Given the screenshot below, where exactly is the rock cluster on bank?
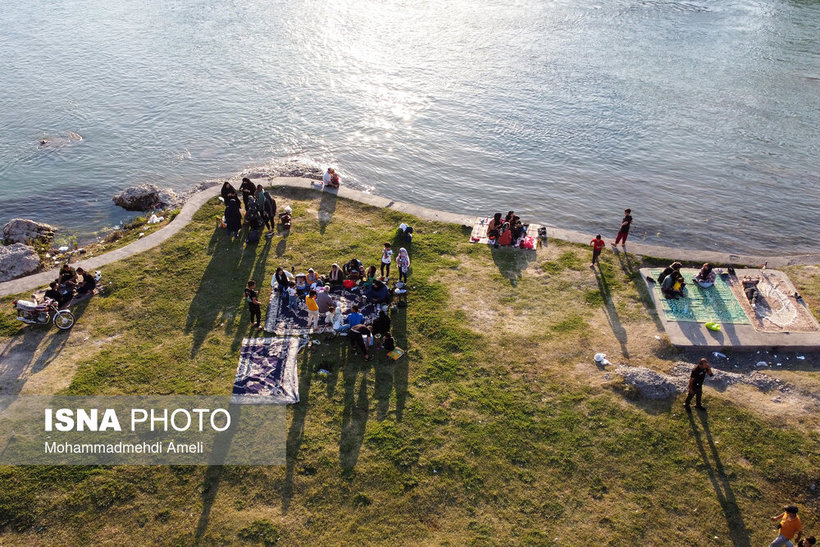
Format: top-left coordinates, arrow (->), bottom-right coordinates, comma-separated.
112,184 -> 182,211
3,218 -> 55,245
0,243 -> 41,281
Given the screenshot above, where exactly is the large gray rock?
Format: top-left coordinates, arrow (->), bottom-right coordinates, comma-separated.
615,365 -> 684,399
0,243 -> 41,281
113,184 -> 181,211
3,218 -> 56,245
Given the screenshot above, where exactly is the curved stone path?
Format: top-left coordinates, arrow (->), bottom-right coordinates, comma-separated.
2,177 -> 818,298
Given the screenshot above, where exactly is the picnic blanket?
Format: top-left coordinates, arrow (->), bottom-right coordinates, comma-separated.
232,336 -> 306,404
648,269 -> 750,324
264,287 -> 382,335
469,217 -> 542,249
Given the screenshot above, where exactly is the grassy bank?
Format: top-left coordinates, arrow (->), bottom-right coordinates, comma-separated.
1,188 -> 818,545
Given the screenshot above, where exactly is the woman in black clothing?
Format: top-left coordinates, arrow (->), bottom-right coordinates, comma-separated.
239,177 -> 256,209
224,193 -> 243,239
372,310 -> 391,336
274,267 -> 289,291
221,181 -> 237,202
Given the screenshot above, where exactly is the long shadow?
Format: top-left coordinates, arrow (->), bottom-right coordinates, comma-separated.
186,229 -> 247,357
687,412 -> 751,546
594,266 -> 630,358
491,247 -> 536,287
391,304 -> 409,422
282,347 -> 315,514
339,361 -> 370,472
318,188 -> 338,235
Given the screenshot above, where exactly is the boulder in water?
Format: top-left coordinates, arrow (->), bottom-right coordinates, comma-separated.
113,184 -> 182,211
3,218 -> 56,245
0,243 -> 41,281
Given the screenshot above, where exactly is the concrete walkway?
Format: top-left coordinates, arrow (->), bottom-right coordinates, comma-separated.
2,177 -> 818,298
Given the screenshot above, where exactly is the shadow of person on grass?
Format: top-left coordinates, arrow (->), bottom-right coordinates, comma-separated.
318,188 -> 338,235
339,357 -> 370,472
687,411 -> 751,546
281,347 -> 316,514
491,247 -> 536,287
594,265 -> 630,358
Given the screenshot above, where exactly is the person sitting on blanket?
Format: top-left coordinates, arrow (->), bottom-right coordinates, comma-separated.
294,273 -> 308,297
662,270 -> 686,299
497,223 -> 514,246
306,268 -> 320,287
279,206 -> 292,231
347,304 -> 364,328
328,263 -> 344,288
75,268 -> 96,295
327,305 -> 350,334
505,210 -> 515,224
693,263 -> 716,288
366,279 -> 391,304
349,324 -> 374,361
362,265 -> 378,289
372,309 -> 391,336
383,331 -> 395,353
487,212 -> 504,240
657,262 -> 682,285
315,286 -> 333,313
512,217 -> 525,241
274,267 -> 289,291
344,258 -> 365,281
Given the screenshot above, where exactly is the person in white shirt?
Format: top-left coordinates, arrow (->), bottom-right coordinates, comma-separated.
380,242 -> 393,278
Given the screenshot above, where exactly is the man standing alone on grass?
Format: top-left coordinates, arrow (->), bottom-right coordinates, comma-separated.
245,280 -> 261,329
770,505 -> 803,547
685,358 -> 714,411
613,208 -> 632,249
589,235 -> 605,268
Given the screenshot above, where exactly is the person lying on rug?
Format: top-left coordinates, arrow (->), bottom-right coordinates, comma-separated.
328,263 -> 344,288
366,279 -> 391,305
741,275 -> 761,304
662,271 -> 686,299
343,258 -> 365,281
693,263 -> 716,288
327,305 -> 351,334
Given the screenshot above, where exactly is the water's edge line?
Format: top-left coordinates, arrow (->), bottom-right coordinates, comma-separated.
2,177 -> 817,298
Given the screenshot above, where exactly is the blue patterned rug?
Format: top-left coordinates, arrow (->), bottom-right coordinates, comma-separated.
649,268 -> 750,324
264,287 -> 381,335
231,336 -> 306,404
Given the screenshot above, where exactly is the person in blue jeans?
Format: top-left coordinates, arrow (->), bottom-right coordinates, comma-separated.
287,282 -> 300,314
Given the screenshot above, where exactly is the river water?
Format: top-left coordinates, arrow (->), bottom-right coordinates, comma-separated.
1,0 -> 818,253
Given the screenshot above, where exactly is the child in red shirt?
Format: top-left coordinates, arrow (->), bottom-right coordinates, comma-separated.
590,235 -> 606,268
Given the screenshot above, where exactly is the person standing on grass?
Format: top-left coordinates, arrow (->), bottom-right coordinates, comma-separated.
305,289 -> 320,332
225,192 -> 242,240
684,358 -> 714,412
349,323 -> 373,361
396,247 -> 410,283
613,208 -> 632,249
589,235 -> 606,268
239,177 -> 256,210
245,280 -> 261,329
380,242 -> 393,279
770,505 -> 803,547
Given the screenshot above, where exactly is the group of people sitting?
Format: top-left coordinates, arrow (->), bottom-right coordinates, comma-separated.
322,167 -> 341,189
656,261 -> 760,302
40,263 -> 98,308
486,211 -> 527,247
221,179 -> 291,242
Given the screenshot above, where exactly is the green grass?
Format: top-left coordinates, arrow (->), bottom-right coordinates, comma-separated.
0,190 -> 817,545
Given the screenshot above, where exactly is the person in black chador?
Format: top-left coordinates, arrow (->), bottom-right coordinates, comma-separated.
685,358 -> 714,412
224,192 -> 242,240
220,181 -> 237,202
239,177 -> 256,210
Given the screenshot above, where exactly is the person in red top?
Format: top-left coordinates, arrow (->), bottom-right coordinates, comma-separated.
590,235 -> 606,268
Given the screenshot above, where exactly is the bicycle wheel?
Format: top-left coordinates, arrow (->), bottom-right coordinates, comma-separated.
53,310 -> 75,330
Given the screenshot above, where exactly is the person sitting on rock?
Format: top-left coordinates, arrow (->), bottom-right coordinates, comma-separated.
693,263 -> 716,288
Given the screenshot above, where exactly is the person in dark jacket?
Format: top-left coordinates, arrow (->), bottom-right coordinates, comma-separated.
239,177 -> 256,210
220,181 -> 237,202
684,358 -> 713,411
372,310 -> 391,336
225,193 -> 242,239
366,280 -> 391,304
75,268 -> 96,294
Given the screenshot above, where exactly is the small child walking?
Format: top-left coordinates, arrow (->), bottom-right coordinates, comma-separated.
590,235 -> 606,268
380,242 -> 393,278
245,280 -> 261,329
396,247 -> 410,283
305,289 -> 320,332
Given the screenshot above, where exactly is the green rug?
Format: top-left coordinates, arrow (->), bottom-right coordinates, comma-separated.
648,269 -> 751,324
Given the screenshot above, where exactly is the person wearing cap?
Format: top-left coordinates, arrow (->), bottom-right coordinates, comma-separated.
685,358 -> 713,412
770,505 -> 803,546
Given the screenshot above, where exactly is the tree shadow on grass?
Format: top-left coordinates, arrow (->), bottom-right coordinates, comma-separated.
594,264 -> 630,358
688,411 -> 751,546
491,247 -> 536,287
